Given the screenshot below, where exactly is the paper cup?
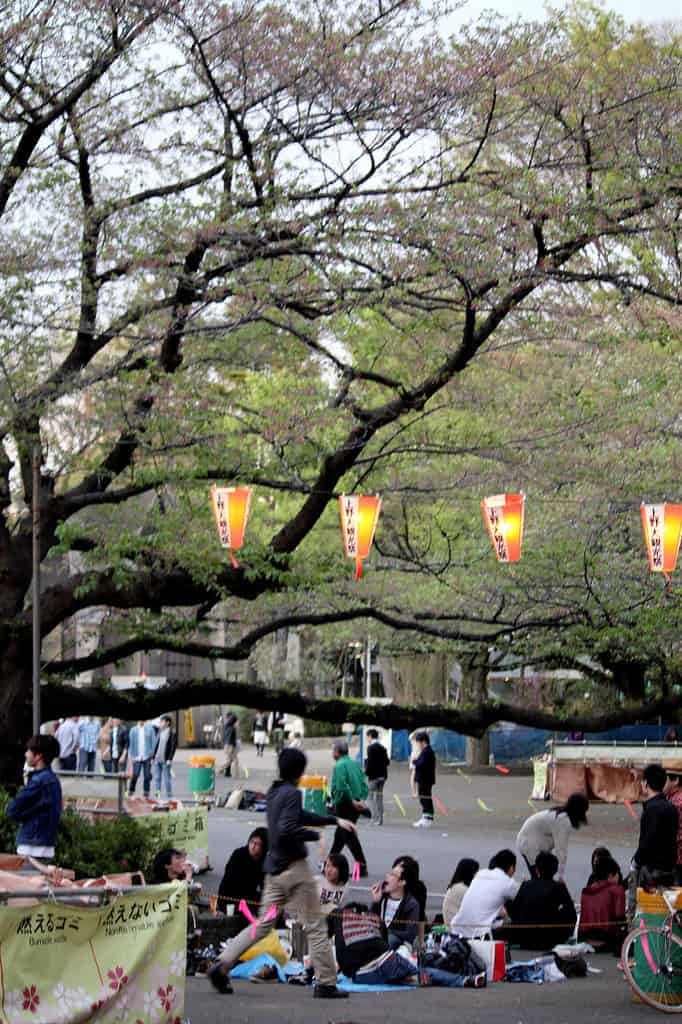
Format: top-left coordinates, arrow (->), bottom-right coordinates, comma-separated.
209,894 -> 218,915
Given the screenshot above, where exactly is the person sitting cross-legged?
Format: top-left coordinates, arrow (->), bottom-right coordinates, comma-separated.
452,849 -> 519,937
579,855 -> 627,954
505,851 -> 576,948
334,903 -> 486,988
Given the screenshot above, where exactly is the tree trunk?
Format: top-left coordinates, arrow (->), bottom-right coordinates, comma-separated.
0,645 -> 33,788
466,733 -> 490,769
460,646 -> 492,770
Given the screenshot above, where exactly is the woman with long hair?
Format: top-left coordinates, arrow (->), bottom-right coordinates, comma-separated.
442,857 -> 480,926
516,793 -> 589,881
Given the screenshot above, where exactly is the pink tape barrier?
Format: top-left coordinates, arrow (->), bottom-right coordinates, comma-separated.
238,899 -> 277,939
639,919 -> 658,976
351,861 -> 361,882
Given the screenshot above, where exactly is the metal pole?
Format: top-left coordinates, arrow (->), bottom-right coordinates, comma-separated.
365,635 -> 371,702
32,446 -> 41,735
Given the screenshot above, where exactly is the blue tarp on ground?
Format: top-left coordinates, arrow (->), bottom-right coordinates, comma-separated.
390,723 -> 677,763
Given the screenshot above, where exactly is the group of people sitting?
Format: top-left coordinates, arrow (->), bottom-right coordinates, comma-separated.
208,747 -> 679,999
441,845 -> 625,953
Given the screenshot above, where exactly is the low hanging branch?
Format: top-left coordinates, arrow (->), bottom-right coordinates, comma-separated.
43,677 -> 681,738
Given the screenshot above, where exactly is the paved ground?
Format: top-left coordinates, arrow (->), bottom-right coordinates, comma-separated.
168,741 -> 646,1023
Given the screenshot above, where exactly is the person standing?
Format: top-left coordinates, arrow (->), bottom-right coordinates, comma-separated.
223,713 -> 240,778
7,735 -> 62,861
152,715 -> 177,799
55,717 -> 79,771
77,716 -> 100,772
110,718 -> 129,772
253,711 -> 267,757
99,718 -> 114,772
271,710 -> 286,755
209,748 -> 354,1000
664,760 -> 682,885
128,719 -> 156,797
516,792 -> 589,881
412,731 -> 436,829
329,739 -> 369,875
632,763 -> 678,885
364,728 -> 390,825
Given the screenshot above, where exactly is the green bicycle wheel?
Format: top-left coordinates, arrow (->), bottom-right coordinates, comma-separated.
622,925 -> 682,1012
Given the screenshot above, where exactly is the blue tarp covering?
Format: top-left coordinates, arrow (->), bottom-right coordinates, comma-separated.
390,723 -> 677,763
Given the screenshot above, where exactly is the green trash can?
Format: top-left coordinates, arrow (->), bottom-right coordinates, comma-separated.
299,776 -> 327,816
188,756 -> 215,795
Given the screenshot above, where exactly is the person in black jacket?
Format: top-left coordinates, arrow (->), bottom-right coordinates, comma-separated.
365,729 -> 390,826
210,748 -> 355,1000
412,731 -> 436,829
633,763 -> 679,883
217,827 -> 268,924
505,851 -> 576,948
625,763 -> 679,918
371,860 -> 420,949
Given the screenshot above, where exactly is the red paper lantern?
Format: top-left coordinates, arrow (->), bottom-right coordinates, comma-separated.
481,493 -> 525,563
640,503 -> 682,575
338,494 -> 382,579
210,485 -> 252,567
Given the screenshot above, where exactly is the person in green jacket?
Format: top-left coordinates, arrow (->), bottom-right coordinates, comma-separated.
329,739 -> 370,876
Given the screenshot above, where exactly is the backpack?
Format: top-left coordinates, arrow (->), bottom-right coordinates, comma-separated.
425,935 -> 485,977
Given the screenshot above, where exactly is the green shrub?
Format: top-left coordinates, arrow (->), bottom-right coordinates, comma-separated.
55,809 -> 157,879
0,786 -> 158,879
0,788 -> 18,853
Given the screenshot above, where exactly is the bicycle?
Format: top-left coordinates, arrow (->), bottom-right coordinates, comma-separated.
622,889 -> 682,1012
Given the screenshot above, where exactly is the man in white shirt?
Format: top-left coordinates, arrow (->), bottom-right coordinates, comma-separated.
452,849 -> 519,937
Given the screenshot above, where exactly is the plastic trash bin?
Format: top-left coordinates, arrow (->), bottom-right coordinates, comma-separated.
188,755 -> 215,795
299,775 -> 327,815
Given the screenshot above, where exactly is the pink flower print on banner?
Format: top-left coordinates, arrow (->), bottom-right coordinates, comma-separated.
157,984 -> 176,1013
22,986 -> 40,1012
107,965 -> 129,991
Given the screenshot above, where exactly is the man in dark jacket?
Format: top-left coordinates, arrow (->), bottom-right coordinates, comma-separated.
365,729 -> 390,826
210,748 -> 355,1000
634,763 -> 679,881
506,851 -> 576,948
152,715 -> 177,799
8,734 -> 62,861
370,860 -> 420,949
412,731 -> 436,828
222,713 -> 239,778
110,719 -> 129,772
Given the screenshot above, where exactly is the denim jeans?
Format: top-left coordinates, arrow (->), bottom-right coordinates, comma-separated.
129,758 -> 152,797
422,967 -> 468,987
154,761 -> 172,798
355,953 -> 415,985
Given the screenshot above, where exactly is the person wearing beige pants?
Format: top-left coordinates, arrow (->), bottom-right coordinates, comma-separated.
216,858 -> 337,985
210,746 -> 355,1000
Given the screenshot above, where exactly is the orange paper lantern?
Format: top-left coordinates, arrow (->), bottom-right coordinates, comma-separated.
338,494 -> 382,579
210,485 -> 252,568
481,493 -> 525,563
640,503 -> 682,576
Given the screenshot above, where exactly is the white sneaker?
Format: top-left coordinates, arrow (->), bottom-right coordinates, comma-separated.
422,818 -> 433,828
413,817 -> 427,828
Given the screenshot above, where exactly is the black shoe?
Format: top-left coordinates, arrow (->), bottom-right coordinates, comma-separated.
313,986 -> 349,999
208,965 -> 233,994
358,864 -> 368,878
